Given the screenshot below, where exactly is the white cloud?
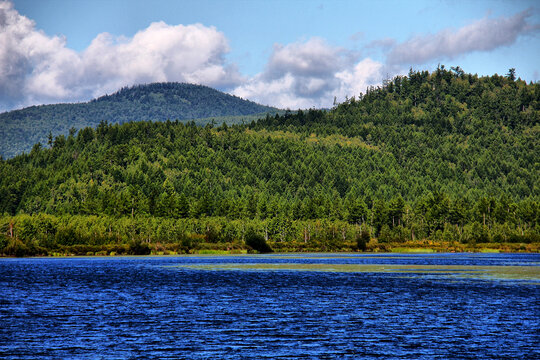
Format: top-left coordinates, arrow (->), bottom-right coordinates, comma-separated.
0,1 -> 80,109
232,9 -> 540,109
265,38 -> 345,81
387,9 -> 539,65
0,1 -> 241,111
233,38 -> 384,109
336,58 -> 385,99
80,22 -> 242,98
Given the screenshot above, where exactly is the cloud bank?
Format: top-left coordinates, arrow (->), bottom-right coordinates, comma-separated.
0,1 -> 538,111
237,9 -> 538,108
387,9 -> 538,65
232,38 -> 383,109
0,1 -> 241,111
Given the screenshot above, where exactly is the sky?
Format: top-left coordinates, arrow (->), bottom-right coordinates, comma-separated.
1,0 -> 539,112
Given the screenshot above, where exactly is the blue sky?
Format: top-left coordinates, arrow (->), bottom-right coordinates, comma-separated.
1,0 -> 539,111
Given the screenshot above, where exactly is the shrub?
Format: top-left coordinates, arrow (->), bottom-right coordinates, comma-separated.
356,228 -> 370,252
3,239 -> 46,257
127,240 -> 151,255
245,229 -> 273,253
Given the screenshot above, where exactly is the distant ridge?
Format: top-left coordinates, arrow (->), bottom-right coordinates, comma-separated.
0,83 -> 278,158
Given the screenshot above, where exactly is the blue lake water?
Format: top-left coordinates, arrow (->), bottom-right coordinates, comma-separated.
1,253 -> 539,359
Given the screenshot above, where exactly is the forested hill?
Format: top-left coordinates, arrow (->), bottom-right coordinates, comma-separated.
0,67 -> 539,255
0,83 -> 278,159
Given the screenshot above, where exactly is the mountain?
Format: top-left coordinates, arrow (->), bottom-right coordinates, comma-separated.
0,67 -> 539,255
0,82 -> 278,159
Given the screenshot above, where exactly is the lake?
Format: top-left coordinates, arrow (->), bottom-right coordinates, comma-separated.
1,253 -> 539,359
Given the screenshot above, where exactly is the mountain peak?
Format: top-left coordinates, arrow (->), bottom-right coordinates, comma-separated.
0,83 -> 278,158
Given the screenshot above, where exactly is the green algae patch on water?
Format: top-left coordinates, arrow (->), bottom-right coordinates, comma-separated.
173,263 -> 540,282
390,247 -> 436,253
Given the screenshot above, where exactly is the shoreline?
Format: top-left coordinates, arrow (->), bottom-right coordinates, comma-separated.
1,243 -> 539,258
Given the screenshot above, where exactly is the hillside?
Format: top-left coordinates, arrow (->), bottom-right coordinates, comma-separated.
0,67 -> 539,255
0,83 -> 278,159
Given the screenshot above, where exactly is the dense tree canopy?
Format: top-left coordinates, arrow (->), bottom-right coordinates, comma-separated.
0,82 -> 278,159
1,67 -> 538,255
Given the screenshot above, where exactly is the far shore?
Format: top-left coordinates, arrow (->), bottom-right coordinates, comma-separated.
1,240 -> 539,258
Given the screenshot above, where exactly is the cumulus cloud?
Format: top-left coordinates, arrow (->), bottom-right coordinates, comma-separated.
0,1 -> 241,111
335,58 -> 385,99
80,22 -> 242,97
242,9 -> 540,108
0,1 -> 80,109
387,9 -> 539,65
233,38 -> 384,109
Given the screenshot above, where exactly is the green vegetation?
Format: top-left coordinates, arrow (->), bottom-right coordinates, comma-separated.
390,247 -> 436,253
245,229 -> 273,253
0,66 -> 538,256
0,82 -> 278,158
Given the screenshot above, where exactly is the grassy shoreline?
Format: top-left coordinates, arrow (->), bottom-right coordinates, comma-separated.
1,240 -> 538,257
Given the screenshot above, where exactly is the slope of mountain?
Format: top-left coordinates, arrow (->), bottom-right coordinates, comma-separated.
0,83 -> 278,158
0,67 -> 538,255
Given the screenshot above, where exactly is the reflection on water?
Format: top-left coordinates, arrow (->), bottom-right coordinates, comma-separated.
1,254 -> 539,359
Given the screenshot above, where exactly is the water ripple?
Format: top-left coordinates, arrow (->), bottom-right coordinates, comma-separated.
0,254 -> 539,359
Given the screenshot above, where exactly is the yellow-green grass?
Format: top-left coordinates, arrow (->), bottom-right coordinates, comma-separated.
192,249 -> 247,255
479,249 -> 501,253
391,247 -> 436,253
